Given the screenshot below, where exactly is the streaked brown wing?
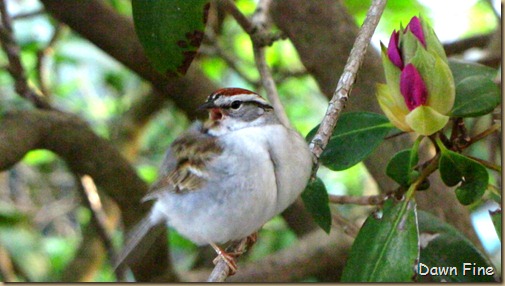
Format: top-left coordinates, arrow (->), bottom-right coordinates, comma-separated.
143,130 -> 222,201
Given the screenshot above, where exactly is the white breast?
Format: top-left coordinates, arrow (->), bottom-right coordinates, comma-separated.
153,125 -> 281,245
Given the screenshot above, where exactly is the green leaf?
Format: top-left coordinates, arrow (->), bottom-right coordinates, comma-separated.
417,211 -> 498,282
449,59 -> 498,84
132,0 -> 210,75
341,199 -> 419,282
450,75 -> 500,117
405,105 -> 449,136
386,148 -> 419,187
301,178 -> 332,234
307,112 -> 395,171
448,60 -> 500,117
439,150 -> 488,205
23,150 -> 57,166
490,209 -> 501,239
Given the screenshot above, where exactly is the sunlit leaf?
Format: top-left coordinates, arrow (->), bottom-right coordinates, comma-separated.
132,0 -> 210,75
341,199 -> 419,282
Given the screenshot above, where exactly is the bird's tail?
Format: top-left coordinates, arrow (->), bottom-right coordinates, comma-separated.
113,213 -> 164,270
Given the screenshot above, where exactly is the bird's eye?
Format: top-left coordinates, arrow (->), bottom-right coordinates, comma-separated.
230,101 -> 242,109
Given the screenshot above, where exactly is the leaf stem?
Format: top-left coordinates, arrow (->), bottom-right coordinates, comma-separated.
406,155 -> 440,201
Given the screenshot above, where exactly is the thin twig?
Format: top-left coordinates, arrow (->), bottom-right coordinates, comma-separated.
201,30 -> 258,87
329,194 -> 387,205
332,212 -> 359,238
76,174 -> 127,282
308,0 -> 387,176
0,0 -> 51,109
36,23 -> 66,97
220,0 -> 291,127
468,123 -> 501,146
253,46 -> 290,127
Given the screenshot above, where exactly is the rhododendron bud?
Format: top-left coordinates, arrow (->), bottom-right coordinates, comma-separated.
377,16 -> 455,136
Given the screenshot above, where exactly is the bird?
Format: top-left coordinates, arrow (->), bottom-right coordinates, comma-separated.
116,87 -> 313,275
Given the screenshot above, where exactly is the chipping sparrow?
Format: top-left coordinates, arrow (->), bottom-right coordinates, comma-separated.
117,87 -> 312,273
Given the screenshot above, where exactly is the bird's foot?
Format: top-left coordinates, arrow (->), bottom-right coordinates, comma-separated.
210,243 -> 238,275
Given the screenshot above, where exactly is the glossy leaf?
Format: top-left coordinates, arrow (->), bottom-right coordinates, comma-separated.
448,60 -> 500,118
449,59 -> 498,83
490,209 -> 501,239
307,112 -> 395,171
439,150 -> 488,205
450,75 -> 500,117
341,199 -> 419,282
301,178 -> 332,234
417,211 -> 498,282
132,0 -> 210,75
386,148 -> 419,187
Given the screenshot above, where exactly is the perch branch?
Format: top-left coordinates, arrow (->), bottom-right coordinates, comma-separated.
184,228 -> 353,282
308,0 -> 387,175
0,0 -> 51,109
206,238 -> 249,282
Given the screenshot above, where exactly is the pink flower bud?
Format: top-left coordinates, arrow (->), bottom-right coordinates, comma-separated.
405,16 -> 426,47
387,30 -> 403,69
400,64 -> 427,110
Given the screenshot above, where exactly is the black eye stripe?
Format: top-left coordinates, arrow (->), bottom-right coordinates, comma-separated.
223,101 -> 272,110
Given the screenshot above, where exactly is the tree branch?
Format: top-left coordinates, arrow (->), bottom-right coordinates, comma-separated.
308,0 -> 387,174
329,194 -> 387,205
0,0 -> 51,109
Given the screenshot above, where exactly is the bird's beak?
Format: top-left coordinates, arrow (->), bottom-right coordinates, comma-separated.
198,101 -> 217,111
